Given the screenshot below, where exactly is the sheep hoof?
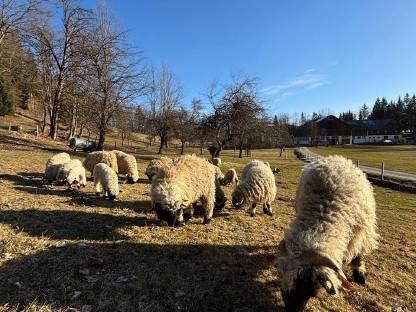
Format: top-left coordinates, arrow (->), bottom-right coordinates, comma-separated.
95,192 -> 100,197
176,221 -> 185,227
353,271 -> 366,284
203,218 -> 211,225
250,212 -> 256,217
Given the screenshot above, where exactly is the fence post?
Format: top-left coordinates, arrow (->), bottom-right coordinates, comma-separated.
8,122 -> 11,133
356,159 -> 360,168
381,162 -> 385,180
36,124 -> 39,137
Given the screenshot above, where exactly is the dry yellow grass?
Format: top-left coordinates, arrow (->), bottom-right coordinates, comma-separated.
0,135 -> 414,312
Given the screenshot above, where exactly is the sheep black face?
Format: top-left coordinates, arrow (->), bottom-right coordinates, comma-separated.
281,267 -> 319,312
108,193 -> 117,200
232,191 -> 244,209
127,176 -> 135,184
154,203 -> 182,226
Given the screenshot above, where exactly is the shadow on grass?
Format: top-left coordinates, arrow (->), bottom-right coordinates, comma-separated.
0,242 -> 283,311
0,134 -> 68,153
0,209 -> 157,240
69,196 -> 153,213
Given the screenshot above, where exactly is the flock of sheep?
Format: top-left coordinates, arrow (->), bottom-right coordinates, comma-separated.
43,150 -> 378,311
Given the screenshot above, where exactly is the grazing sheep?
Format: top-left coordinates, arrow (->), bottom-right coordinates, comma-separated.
232,160 -> 276,217
113,150 -> 139,183
66,165 -> 87,189
56,159 -> 83,182
83,151 -> 118,177
221,168 -> 239,186
44,152 -> 71,181
275,155 -> 378,312
151,154 -> 224,226
145,157 -> 173,180
211,164 -> 224,180
272,167 -> 281,174
210,157 -> 221,166
93,163 -> 119,200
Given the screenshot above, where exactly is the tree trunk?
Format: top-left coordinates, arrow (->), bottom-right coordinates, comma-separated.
97,114 -> 107,151
49,110 -> 59,140
238,141 -> 243,158
121,131 -> 125,146
78,123 -> 84,137
41,105 -> 47,134
66,107 -> 77,140
158,135 -> 164,154
181,140 -> 185,155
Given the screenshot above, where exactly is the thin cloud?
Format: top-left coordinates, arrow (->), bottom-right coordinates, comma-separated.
261,69 -> 328,98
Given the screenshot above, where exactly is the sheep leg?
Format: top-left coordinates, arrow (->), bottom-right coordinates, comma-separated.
250,203 -> 257,217
263,203 -> 273,216
201,197 -> 214,225
176,209 -> 185,227
95,181 -> 102,197
350,255 -> 366,284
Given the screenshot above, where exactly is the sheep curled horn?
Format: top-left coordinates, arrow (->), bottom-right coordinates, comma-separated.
277,240 -> 357,294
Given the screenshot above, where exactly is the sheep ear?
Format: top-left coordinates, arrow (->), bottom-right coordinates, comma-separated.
317,273 -> 336,295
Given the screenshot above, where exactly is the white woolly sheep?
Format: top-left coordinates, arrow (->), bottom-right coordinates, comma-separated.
145,157 -> 173,180
56,159 -> 83,182
113,150 -> 139,183
232,160 -> 276,217
151,154 -> 225,226
83,151 -> 118,177
275,155 -> 378,311
66,165 -> 87,189
44,152 -> 71,181
93,163 -> 119,200
221,168 -> 239,186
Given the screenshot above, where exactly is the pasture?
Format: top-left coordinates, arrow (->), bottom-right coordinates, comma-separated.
310,145 -> 416,173
0,136 -> 415,312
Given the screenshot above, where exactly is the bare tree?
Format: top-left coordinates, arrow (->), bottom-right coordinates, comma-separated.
147,64 -> 182,154
30,0 -> 91,139
83,3 -> 147,150
0,0 -> 41,46
204,75 -> 263,158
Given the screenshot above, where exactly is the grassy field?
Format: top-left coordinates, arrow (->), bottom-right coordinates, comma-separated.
0,132 -> 415,312
310,145 -> 416,173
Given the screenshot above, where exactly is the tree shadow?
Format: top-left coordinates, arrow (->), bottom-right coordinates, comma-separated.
0,242 -> 283,311
0,134 -> 68,153
0,209 -> 157,241
68,196 -> 153,213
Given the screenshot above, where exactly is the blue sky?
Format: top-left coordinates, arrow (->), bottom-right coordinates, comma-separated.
87,0 -> 416,117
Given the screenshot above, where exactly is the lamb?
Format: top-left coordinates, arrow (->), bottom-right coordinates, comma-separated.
232,160 -> 276,217
275,155 -> 378,312
83,151 -> 118,177
151,154 -> 225,226
221,168 -> 238,186
56,159 -> 83,182
66,165 -> 87,189
113,150 -> 139,183
44,152 -> 71,181
145,157 -> 173,180
93,163 -> 119,200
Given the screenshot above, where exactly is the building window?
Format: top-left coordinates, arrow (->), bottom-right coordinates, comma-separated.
384,136 -> 388,139
394,135 -> 398,139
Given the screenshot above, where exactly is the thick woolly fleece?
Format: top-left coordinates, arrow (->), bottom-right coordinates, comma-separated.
44,152 -> 71,181
276,155 -> 378,294
83,151 -> 118,175
93,163 -> 119,199
113,150 -> 139,182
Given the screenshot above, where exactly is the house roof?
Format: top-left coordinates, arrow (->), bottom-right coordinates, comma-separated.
345,119 -> 396,131
299,115 -> 352,129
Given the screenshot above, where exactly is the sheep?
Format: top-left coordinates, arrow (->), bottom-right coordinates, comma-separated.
275,155 -> 378,312
55,159 -> 83,182
44,152 -> 71,181
151,154 -> 225,226
83,151 -> 118,177
145,157 -> 173,180
221,168 -> 238,186
93,163 -> 119,200
232,160 -> 276,217
210,157 -> 221,167
66,165 -> 87,189
113,150 -> 139,183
